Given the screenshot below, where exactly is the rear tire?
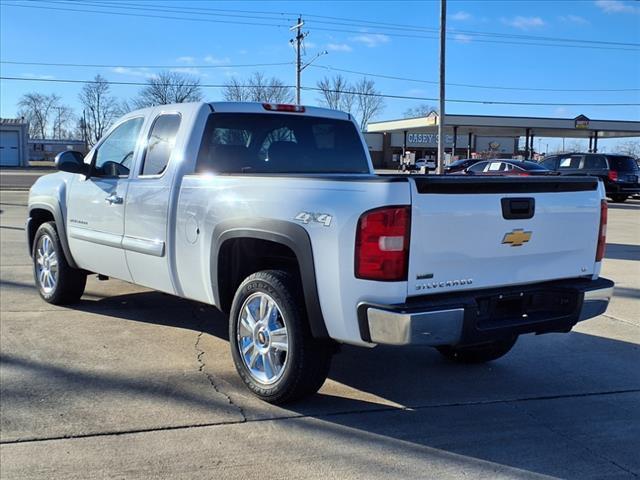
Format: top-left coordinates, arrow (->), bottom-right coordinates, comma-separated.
229,270 -> 333,404
436,336 -> 517,364
33,222 -> 86,305
609,194 -> 628,203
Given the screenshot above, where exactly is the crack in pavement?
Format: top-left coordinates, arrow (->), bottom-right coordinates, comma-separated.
193,307 -> 247,424
2,389 -> 638,446
602,314 -> 640,329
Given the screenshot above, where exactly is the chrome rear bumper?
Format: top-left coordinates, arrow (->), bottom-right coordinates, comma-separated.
359,278 -> 614,346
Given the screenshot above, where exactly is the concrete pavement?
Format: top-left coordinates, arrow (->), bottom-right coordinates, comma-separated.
0,190 -> 639,479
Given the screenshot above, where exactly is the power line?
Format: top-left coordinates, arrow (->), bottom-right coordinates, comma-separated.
0,2 -> 291,28
1,60 -> 294,69
3,76 -> 639,107
307,65 -> 640,93
3,59 -> 637,94
4,1 -> 639,52
69,0 -> 640,48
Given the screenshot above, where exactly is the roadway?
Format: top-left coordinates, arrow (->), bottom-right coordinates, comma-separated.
0,189 -> 639,479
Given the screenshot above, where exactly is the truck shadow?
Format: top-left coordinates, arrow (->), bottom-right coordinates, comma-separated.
3,284 -> 639,477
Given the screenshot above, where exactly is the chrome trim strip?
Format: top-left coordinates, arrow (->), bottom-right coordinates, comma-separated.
68,226 -> 122,249
122,235 -> 165,257
367,307 -> 465,346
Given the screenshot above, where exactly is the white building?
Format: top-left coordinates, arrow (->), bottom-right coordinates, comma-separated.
0,118 -> 29,167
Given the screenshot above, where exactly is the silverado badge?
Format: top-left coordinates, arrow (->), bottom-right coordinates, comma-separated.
502,229 -> 532,247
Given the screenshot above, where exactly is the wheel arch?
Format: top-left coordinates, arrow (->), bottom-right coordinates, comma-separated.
27,202 -> 78,269
211,219 -> 329,339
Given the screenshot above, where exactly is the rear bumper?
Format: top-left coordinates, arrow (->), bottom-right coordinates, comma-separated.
607,183 -> 640,195
358,277 -> 614,346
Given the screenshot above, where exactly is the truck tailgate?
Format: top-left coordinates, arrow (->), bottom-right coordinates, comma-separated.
407,176 -> 602,297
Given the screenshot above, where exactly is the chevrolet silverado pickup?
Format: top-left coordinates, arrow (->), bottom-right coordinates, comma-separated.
27,102 -> 614,404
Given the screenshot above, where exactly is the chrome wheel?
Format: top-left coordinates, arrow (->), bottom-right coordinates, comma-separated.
35,234 -> 58,294
237,292 -> 289,385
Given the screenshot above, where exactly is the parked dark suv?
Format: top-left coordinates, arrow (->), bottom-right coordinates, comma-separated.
540,153 -> 640,202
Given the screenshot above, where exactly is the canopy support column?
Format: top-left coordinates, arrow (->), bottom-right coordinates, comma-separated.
530,132 -> 535,159
452,126 -> 458,158
467,132 -> 472,158
593,131 -> 599,153
402,130 -> 407,156
524,128 -> 530,159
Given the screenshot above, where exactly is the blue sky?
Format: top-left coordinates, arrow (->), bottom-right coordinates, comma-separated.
1,0 -> 639,151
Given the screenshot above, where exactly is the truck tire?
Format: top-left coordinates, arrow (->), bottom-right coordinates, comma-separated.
229,270 -> 332,404
33,221 -> 87,305
436,336 -> 517,364
609,194 -> 628,203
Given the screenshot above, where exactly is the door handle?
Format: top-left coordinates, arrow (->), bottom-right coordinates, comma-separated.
105,193 -> 123,205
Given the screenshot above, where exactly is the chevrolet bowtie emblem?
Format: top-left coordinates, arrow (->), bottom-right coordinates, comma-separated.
502,229 -> 532,247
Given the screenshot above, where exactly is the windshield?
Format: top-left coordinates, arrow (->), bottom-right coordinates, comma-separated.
607,156 -> 639,172
196,113 -> 370,174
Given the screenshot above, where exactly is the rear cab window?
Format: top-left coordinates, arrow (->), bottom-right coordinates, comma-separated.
196,113 -> 370,174
140,114 -> 181,176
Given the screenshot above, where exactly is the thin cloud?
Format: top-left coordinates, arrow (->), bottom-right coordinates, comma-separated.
169,67 -> 203,76
351,33 -> 390,47
454,33 -> 473,43
111,67 -> 155,78
176,56 -> 195,64
21,73 -> 55,80
327,43 -> 353,52
595,0 -> 639,14
451,11 -> 471,21
204,55 -> 231,65
558,14 -> 590,24
502,16 -> 546,30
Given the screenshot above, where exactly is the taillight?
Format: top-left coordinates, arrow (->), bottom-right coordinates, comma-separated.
596,199 -> 608,262
608,170 -> 618,182
262,103 -> 305,113
355,206 -> 411,281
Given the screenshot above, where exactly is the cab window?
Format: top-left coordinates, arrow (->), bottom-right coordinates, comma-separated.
140,114 -> 181,176
559,155 -> 582,169
584,155 -> 607,170
93,118 -> 144,178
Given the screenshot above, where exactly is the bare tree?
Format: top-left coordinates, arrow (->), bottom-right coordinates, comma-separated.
79,75 -> 120,146
618,140 -> 640,157
134,71 -> 203,108
223,72 -> 294,103
17,93 -> 62,139
353,78 -> 385,131
51,105 -> 75,139
316,74 -> 355,113
403,104 -> 437,118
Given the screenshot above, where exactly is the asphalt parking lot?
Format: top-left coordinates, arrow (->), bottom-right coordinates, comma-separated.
0,188 -> 639,479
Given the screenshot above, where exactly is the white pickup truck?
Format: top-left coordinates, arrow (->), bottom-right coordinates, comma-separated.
27,102 -> 614,404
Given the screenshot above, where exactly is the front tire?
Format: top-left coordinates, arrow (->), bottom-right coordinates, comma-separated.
436,336 -> 517,364
33,222 -> 86,305
609,194 -> 628,203
229,270 -> 332,404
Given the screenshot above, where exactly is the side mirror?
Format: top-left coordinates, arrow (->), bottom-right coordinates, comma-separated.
55,151 -> 89,176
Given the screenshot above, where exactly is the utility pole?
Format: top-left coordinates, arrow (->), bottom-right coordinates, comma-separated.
291,16 -> 305,105
436,0 -> 447,175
